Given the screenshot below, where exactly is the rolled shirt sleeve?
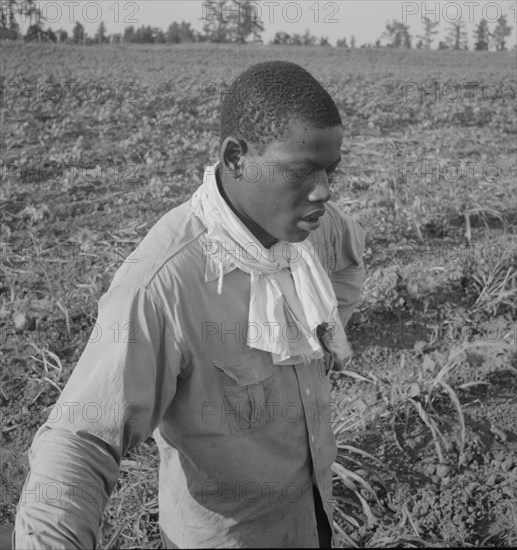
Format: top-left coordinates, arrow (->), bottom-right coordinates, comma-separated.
15,283 -> 183,549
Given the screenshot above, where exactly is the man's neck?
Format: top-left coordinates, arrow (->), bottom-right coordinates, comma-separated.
215,165 -> 278,249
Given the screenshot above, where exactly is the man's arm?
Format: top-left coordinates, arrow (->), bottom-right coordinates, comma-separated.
15,283 -> 184,549
326,202 -> 366,327
14,427 -> 120,549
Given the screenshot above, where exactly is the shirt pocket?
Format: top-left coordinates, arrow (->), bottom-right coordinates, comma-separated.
214,349 -> 276,434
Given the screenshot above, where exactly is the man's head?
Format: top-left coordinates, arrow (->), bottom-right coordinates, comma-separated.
218,61 -> 343,247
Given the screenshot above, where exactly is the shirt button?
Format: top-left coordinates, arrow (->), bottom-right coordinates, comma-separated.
305,388 -> 311,396
311,434 -> 315,443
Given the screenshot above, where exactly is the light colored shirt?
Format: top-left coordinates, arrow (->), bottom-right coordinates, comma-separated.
14,192 -> 365,549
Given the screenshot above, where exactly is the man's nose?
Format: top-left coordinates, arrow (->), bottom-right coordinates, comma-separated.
309,173 -> 331,203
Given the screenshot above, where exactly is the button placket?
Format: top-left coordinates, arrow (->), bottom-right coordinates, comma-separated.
294,364 -> 320,458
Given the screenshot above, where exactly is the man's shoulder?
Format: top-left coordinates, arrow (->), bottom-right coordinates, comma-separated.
308,201 -> 365,270
110,198 -> 207,289
325,201 -> 362,232
312,200 -> 363,242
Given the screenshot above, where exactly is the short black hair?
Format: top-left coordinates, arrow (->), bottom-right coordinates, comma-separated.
220,61 -> 342,153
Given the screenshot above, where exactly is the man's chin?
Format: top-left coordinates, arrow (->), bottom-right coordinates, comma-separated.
283,229 -> 311,243
271,224 -> 313,244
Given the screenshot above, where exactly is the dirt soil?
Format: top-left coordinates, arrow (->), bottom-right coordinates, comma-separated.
1,44 -> 515,548
333,304 -> 517,547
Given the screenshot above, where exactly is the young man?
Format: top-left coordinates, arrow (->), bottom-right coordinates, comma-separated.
15,61 -> 365,548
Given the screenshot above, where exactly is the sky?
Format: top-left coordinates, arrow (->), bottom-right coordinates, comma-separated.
25,1 -> 517,48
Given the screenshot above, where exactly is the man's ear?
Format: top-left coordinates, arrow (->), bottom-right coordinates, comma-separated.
221,136 -> 248,172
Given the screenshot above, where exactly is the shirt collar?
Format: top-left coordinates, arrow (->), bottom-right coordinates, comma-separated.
199,163 -> 237,283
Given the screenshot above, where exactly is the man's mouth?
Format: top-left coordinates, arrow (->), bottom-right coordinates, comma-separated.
297,210 -> 326,231
299,210 -> 326,223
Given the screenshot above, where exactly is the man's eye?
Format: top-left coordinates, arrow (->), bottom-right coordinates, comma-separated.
286,167 -> 313,180
294,166 -> 313,176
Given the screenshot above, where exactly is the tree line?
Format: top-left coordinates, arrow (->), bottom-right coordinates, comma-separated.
379,16 -> 512,51
0,0 -> 513,51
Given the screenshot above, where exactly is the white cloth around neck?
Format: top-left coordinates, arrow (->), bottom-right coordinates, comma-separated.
191,163 -> 349,365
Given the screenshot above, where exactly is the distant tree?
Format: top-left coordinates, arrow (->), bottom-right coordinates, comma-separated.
231,0 -> 264,43
166,21 -> 196,43
202,0 -> 229,42
56,29 -> 68,43
1,0 -> 19,31
438,40 -> 449,50
20,0 -> 44,41
73,21 -> 85,44
375,38 -> 381,48
492,15 -> 512,50
474,19 -> 490,50
272,31 -> 290,45
24,23 -> 40,41
336,36 -> 348,47
350,35 -> 356,48
183,22 -> 197,42
155,28 -> 166,43
25,24 -> 55,42
123,26 -> 136,42
135,25 -> 154,43
195,29 -> 208,42
2,0 -> 45,34
290,33 -> 303,46
95,21 -> 107,44
0,27 -> 18,39
202,0 -> 264,43
382,20 -> 412,48
417,17 -> 439,49
25,0 -> 41,26
320,36 -> 330,47
47,27 -> 56,42
301,28 -> 316,46
446,20 -> 469,50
